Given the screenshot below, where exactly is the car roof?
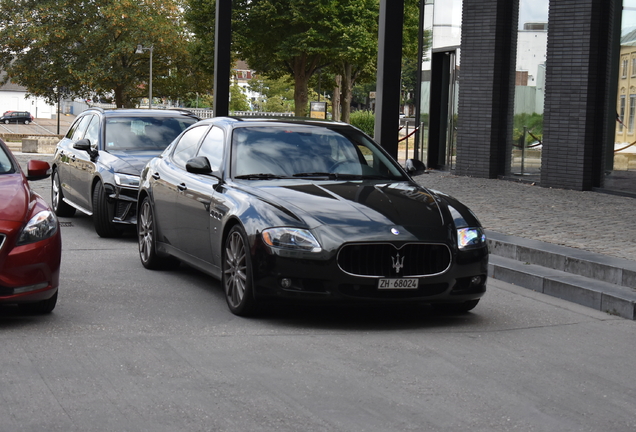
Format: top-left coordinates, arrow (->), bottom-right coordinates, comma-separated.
82,108 -> 199,119
198,116 -> 349,130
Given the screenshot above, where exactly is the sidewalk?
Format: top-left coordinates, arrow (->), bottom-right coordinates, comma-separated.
414,170 -> 636,262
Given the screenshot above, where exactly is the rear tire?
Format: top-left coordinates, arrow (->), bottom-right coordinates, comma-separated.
51,169 -> 76,217
223,225 -> 257,316
18,291 -> 58,314
92,181 -> 122,238
24,120 -> 30,125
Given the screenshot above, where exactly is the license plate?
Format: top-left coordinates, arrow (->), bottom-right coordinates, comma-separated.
378,278 -> 419,289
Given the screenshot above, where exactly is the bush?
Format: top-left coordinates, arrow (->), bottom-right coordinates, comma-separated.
349,110 -> 375,136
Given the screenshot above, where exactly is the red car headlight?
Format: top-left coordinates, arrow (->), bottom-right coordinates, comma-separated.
16,210 -> 59,245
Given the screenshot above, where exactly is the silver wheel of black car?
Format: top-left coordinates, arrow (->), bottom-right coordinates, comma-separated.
51,169 -> 76,217
92,181 -> 122,238
223,225 -> 256,316
138,196 -> 178,269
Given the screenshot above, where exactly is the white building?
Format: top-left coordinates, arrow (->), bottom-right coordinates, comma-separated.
0,73 -> 55,119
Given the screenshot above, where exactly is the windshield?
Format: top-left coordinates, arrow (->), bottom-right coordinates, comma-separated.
0,144 -> 16,175
231,125 -> 406,180
105,116 -> 197,151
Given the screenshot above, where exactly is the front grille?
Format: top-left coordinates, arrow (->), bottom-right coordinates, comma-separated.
337,243 -> 451,277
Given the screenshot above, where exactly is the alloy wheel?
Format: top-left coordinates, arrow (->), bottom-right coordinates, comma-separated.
224,230 -> 248,308
138,200 -> 154,264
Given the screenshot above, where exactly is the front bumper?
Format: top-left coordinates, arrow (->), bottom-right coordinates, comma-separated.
0,233 -> 61,305
110,186 -> 138,225
251,244 -> 489,305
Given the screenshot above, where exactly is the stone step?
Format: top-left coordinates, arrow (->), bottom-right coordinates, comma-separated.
486,231 -> 636,287
486,231 -> 636,319
489,255 -> 636,319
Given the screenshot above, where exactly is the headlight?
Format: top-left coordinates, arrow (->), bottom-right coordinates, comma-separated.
262,228 -> 322,253
114,173 -> 140,188
457,227 -> 486,250
17,210 -> 59,245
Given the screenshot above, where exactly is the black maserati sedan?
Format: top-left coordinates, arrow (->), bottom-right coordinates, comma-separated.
137,117 -> 488,316
51,108 -> 199,237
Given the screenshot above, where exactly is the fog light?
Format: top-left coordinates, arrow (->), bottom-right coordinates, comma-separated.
470,276 -> 483,287
280,278 -> 292,288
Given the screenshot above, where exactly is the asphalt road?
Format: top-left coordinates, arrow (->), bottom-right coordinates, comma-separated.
2,154 -> 636,431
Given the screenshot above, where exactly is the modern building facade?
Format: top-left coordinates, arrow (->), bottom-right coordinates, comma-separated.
419,0 -> 634,196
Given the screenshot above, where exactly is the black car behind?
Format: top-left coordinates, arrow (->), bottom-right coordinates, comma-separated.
51,108 -> 199,237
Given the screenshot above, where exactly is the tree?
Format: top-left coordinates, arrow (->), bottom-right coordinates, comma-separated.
0,0 -> 198,108
329,0 -> 378,123
230,83 -> 251,111
233,0 -> 338,117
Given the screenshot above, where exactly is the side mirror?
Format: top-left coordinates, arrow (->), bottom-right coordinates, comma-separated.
26,160 -> 51,181
405,159 -> 426,176
186,156 -> 214,175
73,138 -> 91,151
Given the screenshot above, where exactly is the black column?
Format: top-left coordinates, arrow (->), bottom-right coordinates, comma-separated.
374,0 -> 404,159
214,0 -> 232,117
541,0 -> 617,190
455,0 -> 519,178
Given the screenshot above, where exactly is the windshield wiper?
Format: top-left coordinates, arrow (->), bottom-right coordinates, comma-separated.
292,172 -> 339,179
235,173 -> 291,180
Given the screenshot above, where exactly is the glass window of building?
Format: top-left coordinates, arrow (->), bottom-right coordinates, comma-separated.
509,0 -> 548,180
610,0 -> 636,194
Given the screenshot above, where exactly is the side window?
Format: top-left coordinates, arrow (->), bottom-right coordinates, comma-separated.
65,117 -> 83,138
197,126 -> 224,171
171,126 -> 208,169
84,116 -> 101,149
71,115 -> 93,141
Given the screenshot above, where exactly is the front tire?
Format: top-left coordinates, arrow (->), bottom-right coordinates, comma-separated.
51,169 -> 76,217
18,291 -> 58,314
223,225 -> 257,316
138,196 -> 178,269
436,299 -> 480,314
92,181 -> 121,238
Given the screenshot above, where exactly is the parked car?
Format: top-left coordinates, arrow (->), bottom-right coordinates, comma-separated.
0,111 -> 34,124
51,108 -> 199,237
0,138 -> 61,313
137,117 -> 488,316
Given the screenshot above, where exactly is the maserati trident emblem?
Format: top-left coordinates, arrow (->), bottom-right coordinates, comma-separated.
391,228 -> 400,235
392,253 -> 405,274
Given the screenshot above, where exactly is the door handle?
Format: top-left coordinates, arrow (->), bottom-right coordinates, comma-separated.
177,183 -> 187,192
151,172 -> 160,180
70,154 -> 76,162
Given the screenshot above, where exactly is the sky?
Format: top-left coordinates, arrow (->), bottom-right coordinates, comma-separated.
518,0 -> 548,29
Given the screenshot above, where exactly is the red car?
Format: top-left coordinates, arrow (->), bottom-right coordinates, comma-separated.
0,138 -> 61,313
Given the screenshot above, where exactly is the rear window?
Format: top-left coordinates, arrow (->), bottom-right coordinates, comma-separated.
105,116 -> 197,151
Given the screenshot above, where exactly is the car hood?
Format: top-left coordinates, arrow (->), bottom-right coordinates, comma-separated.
0,174 -> 28,222
104,150 -> 163,174
242,180 -> 450,242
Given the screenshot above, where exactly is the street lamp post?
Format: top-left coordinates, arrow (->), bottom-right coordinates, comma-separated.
136,44 -> 153,109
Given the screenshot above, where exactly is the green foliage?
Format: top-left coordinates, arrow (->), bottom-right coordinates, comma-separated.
513,113 -> 544,146
230,83 -> 251,111
0,0 -> 203,107
233,0 -> 342,117
350,110 -> 375,136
